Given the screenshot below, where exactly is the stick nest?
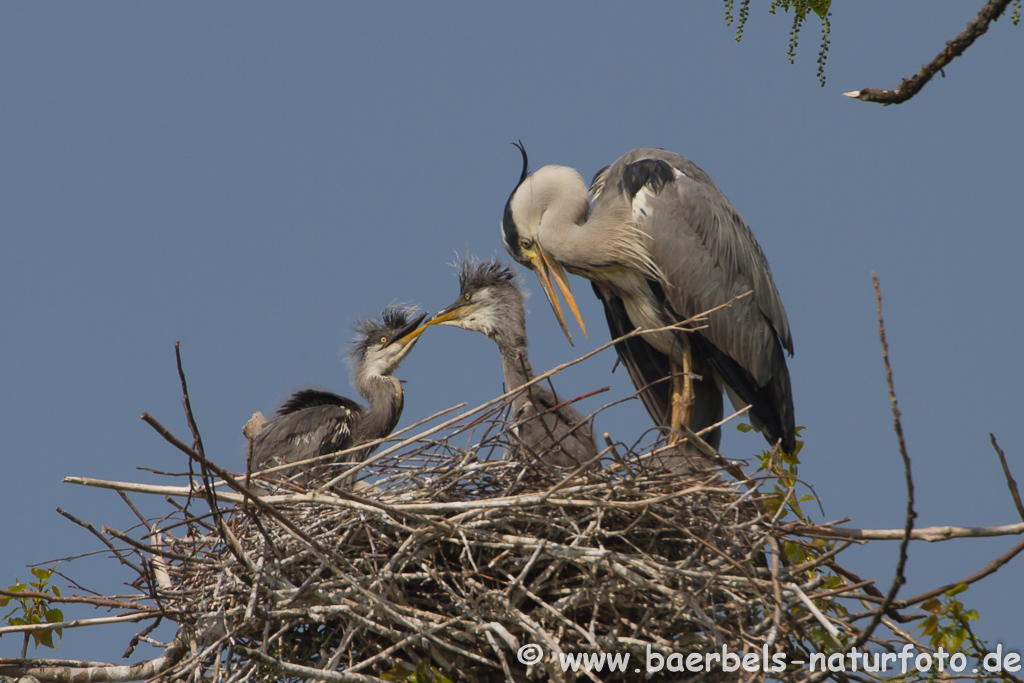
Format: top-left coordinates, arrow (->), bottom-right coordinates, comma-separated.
171,451 -> 776,682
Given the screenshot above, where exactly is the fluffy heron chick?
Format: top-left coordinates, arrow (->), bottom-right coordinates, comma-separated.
250,306 -> 428,482
430,259 -> 598,469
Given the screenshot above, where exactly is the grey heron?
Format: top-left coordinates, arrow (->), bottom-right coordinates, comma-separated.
501,145 -> 795,454
250,306 -> 428,482
428,258 -> 598,468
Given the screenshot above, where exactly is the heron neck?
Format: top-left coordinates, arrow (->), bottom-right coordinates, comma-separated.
541,201 -> 645,275
353,374 -> 404,442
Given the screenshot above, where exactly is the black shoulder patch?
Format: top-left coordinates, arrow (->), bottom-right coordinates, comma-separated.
620,159 -> 675,201
278,389 -> 361,416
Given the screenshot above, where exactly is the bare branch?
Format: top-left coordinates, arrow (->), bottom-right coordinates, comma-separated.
844,0 -> 1013,104
992,433 -> 1024,522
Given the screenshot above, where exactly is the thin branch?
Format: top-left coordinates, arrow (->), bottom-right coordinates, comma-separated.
0,589 -> 157,613
0,634 -> 186,682
844,0 -> 1014,105
850,274 -> 916,651
784,520 -> 1024,541
895,534 -> 1024,609
991,434 -> 1024,522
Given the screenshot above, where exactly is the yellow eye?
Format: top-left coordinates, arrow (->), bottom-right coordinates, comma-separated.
380,336 -> 387,344
464,293 -> 471,301
520,238 -> 533,250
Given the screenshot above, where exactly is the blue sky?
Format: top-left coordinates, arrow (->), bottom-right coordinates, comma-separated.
2,2 -> 1022,663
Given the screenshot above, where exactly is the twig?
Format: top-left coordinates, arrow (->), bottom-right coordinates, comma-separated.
991,434 -> 1024,522
784,520 -> 1024,541
844,0 -> 1014,105
895,534 -> 1024,609
850,274 -> 916,651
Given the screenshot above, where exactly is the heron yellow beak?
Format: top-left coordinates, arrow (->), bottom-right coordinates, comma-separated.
426,304 -> 468,326
529,246 -> 587,346
390,312 -> 430,347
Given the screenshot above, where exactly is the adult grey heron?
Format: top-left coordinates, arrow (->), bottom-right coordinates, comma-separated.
501,145 -> 795,453
250,306 -> 428,482
428,258 -> 598,468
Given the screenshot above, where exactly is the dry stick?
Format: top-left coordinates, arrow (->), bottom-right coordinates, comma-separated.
55,507 -> 145,576
0,612 -> 157,637
785,520 -> 1024,542
991,434 -> 1024,522
0,636 -> 186,683
844,0 -> 1014,105
0,589 -> 155,613
895,534 -> 1024,610
101,525 -> 221,566
849,274 -> 917,652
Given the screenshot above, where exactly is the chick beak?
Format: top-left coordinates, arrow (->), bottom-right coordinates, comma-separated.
390,312 -> 430,347
529,246 -> 587,346
427,301 -> 470,326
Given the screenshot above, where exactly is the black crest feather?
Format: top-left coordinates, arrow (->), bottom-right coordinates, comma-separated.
501,141 -> 530,258
458,258 -> 517,297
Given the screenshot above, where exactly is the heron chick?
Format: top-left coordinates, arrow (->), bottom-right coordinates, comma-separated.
250,306 -> 428,483
429,259 -> 598,469
501,145 -> 795,453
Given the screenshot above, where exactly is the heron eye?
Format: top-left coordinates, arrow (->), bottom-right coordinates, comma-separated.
380,336 -> 387,344
464,293 -> 471,301
520,238 -> 533,250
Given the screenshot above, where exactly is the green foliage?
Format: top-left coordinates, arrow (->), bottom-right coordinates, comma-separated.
748,424 -> 808,522
1014,0 -> 1022,26
1,566 -> 64,652
723,0 -> 832,86
382,657 -> 454,683
919,584 -> 980,652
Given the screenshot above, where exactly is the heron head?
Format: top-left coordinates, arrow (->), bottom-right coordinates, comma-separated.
351,306 -> 429,377
500,143 -> 589,346
428,258 -> 521,338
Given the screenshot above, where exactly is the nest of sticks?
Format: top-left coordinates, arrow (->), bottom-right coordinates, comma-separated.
163,450 -> 775,682
47,376 -> 851,683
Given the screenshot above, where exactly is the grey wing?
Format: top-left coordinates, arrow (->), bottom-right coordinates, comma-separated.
250,404 -> 358,473
513,383 -> 598,469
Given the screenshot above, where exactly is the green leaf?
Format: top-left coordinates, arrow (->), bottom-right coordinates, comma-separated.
45,608 -> 64,624
921,598 -> 942,613
31,568 -> 52,582
8,617 -> 27,626
944,583 -> 968,597
736,423 -> 753,433
807,0 -> 831,19
37,628 -> 55,649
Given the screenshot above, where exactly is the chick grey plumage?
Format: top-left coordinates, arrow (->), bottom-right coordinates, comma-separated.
250,307 -> 427,482
429,259 -> 598,468
501,145 -> 795,453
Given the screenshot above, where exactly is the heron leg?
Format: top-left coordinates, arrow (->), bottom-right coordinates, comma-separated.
669,347 -> 695,444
